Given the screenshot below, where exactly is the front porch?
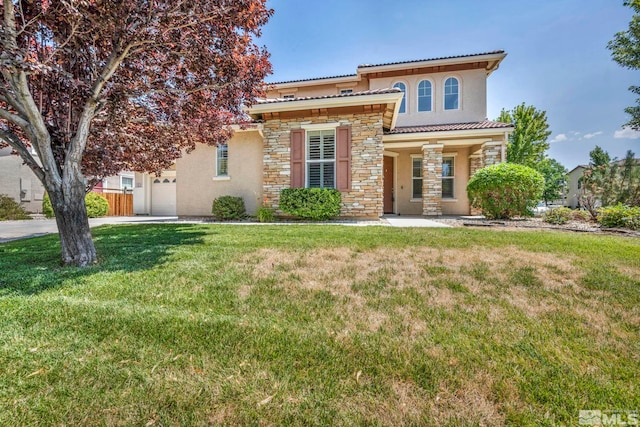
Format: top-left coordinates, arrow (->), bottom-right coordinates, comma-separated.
382,139 -> 505,216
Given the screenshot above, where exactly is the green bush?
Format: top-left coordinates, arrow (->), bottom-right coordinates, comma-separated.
256,206 -> 275,223
212,196 -> 246,220
543,207 -> 572,225
43,192 -> 110,218
0,194 -> 31,220
85,192 -> 109,218
598,204 -> 640,230
467,163 -> 544,220
42,193 -> 54,218
570,209 -> 591,222
280,188 -> 341,220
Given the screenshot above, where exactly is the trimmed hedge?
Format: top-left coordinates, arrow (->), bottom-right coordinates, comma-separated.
0,194 -> 31,220
211,196 -> 246,220
43,192 -> 109,218
280,188 -> 341,220
467,163 -> 544,219
598,204 -> 640,230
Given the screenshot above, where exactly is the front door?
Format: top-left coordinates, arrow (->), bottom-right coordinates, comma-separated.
383,156 -> 394,214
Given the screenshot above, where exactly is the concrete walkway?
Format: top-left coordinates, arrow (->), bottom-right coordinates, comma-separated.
382,216 -> 451,228
0,214 -> 452,243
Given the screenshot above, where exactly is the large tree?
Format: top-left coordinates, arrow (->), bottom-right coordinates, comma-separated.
0,1 -> 272,266
537,158 -> 568,205
497,103 -> 551,168
608,0 -> 640,129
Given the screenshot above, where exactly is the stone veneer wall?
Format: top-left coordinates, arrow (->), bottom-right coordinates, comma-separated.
422,144 -> 443,216
469,154 -> 483,176
482,142 -> 502,167
262,113 -> 384,218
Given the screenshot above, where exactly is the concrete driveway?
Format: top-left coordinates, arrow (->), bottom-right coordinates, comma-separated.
0,216 -> 178,242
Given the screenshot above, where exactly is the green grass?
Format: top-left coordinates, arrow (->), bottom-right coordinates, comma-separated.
1,225 -> 639,426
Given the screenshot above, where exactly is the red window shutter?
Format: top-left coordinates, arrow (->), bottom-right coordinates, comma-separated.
336,125 -> 352,191
290,129 -> 305,188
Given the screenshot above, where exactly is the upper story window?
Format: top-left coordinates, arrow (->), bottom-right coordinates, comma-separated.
283,94 -> 295,100
393,82 -> 406,114
217,144 -> 228,176
307,129 -> 336,188
444,77 -> 459,110
417,80 -> 432,112
340,89 -> 353,95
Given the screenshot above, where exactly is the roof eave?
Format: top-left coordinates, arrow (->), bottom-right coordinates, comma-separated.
384,126 -> 514,141
358,52 -> 507,76
268,74 -> 361,90
248,91 -> 404,118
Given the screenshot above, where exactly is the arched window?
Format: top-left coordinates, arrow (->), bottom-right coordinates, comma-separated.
417,80 -> 432,112
444,77 -> 459,110
393,82 -> 406,114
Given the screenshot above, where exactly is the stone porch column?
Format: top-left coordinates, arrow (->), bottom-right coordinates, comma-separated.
422,143 -> 443,216
482,142 -> 502,167
469,154 -> 483,176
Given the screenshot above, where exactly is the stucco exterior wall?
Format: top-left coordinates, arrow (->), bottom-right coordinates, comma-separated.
368,69 -> 487,126
566,167 -> 585,208
262,112 -> 385,218
0,148 -> 44,213
175,131 -> 264,216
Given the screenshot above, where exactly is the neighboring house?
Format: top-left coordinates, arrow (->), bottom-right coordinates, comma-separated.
566,165 -> 587,208
147,50 -> 512,217
0,146 -> 45,213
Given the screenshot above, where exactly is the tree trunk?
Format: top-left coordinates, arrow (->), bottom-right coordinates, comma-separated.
48,181 -> 97,267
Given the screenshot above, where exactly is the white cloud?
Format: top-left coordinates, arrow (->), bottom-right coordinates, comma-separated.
550,133 -> 568,143
614,127 -> 640,139
584,131 -> 603,139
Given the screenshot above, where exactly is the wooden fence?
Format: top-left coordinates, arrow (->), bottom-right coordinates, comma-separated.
100,190 -> 133,216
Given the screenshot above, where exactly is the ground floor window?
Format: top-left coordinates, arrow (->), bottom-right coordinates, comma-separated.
442,156 -> 455,198
307,129 -> 336,188
217,144 -> 228,176
411,156 -> 422,199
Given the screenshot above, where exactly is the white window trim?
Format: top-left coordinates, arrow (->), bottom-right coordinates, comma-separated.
392,81 -> 408,114
443,76 -> 461,111
120,174 -> 135,190
305,128 -> 337,189
410,154 -> 422,200
417,79 -> 434,113
442,156 -> 455,199
215,144 -> 229,178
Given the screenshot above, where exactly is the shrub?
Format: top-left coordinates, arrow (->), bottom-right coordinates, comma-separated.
43,192 -> 110,218
0,194 -> 31,220
212,196 -> 246,220
543,207 -> 572,225
42,193 -> 54,218
467,163 -> 545,219
256,206 -> 275,223
598,204 -> 640,230
570,209 -> 591,222
280,188 -> 341,220
85,192 -> 109,218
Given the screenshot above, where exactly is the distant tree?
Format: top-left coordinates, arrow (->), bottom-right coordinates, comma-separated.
537,158 -> 568,205
589,145 -> 612,167
608,0 -> 640,129
0,1 -> 272,266
497,103 -> 551,168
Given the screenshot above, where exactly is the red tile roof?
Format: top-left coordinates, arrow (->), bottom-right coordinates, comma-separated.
256,88 -> 402,104
358,50 -> 506,69
386,120 -> 513,134
267,73 -> 357,85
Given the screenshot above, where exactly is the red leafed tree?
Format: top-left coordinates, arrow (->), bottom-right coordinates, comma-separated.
0,0 -> 272,266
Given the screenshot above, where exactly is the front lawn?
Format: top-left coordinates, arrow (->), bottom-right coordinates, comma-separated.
0,225 -> 639,426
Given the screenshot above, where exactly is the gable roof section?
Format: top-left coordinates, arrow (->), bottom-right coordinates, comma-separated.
256,88 -> 401,104
357,50 -> 505,69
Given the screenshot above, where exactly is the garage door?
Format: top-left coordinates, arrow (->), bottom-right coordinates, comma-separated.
151,174 -> 176,216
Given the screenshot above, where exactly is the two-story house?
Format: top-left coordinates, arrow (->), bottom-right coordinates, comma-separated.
137,50 -> 513,217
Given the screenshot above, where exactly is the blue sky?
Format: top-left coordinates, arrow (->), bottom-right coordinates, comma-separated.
258,0 -> 639,169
